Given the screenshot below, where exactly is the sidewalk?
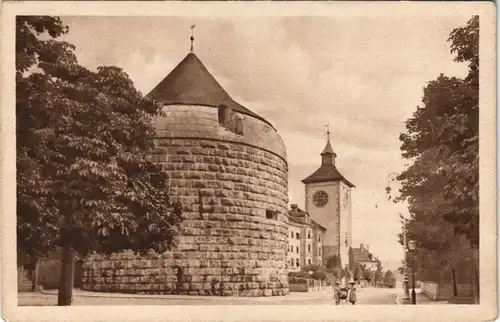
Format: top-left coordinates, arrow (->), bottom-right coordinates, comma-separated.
41,287 -> 333,302
395,289 -> 449,305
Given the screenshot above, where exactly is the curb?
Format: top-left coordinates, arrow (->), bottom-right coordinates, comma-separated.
40,290 -> 330,301
40,290 -> 286,301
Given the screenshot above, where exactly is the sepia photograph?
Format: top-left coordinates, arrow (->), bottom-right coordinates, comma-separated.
1,1 -> 496,322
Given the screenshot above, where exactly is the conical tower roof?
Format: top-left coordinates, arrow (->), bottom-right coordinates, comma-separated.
146,53 -> 273,128
321,139 -> 336,156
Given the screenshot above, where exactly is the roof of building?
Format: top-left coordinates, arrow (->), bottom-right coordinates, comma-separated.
302,164 -> 355,187
302,139 -> 355,187
350,247 -> 378,263
145,52 -> 274,129
287,207 -> 326,230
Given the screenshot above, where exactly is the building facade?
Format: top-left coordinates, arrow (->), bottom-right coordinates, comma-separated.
286,205 -> 326,272
301,136 -> 354,270
82,50 -> 290,297
349,243 -> 379,271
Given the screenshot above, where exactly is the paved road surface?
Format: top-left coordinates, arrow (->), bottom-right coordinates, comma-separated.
18,287 -> 398,306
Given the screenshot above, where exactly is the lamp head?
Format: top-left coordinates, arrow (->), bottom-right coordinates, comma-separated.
408,240 -> 417,250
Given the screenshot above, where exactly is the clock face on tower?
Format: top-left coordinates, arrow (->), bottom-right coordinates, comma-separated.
313,190 -> 329,208
342,191 -> 349,208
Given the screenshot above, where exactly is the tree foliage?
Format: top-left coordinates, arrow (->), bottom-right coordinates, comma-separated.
395,15 -> 479,302
397,15 -> 479,249
383,270 -> 395,288
16,16 -> 182,260
373,259 -> 384,285
353,263 -> 363,281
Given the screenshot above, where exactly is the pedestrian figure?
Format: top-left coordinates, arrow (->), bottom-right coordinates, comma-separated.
333,281 -> 341,305
348,280 -> 357,305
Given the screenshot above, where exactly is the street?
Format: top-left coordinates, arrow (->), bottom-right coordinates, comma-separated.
18,287 -> 398,306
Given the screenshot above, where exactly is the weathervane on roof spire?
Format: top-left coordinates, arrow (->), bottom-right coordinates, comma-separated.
326,123 -> 331,141
190,24 -> 196,53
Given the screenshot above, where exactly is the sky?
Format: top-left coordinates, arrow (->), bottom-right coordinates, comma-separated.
59,15 -> 470,271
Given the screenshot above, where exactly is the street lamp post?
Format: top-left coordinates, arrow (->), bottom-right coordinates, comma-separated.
408,240 -> 417,305
402,222 -> 410,301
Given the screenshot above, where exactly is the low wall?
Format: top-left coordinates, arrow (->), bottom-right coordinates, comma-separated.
289,282 -> 308,292
37,258 -> 62,289
82,250 -> 289,297
421,281 -> 473,301
421,281 -> 439,300
288,280 -> 326,293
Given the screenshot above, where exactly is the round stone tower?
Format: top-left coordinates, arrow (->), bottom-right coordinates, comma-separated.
146,52 -> 289,296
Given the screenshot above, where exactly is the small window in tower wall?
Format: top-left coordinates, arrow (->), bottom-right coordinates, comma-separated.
266,210 -> 278,220
308,231 -> 311,239
235,116 -> 244,135
308,244 -> 311,252
218,105 -> 229,127
296,233 -> 300,239
296,246 -> 299,254
308,259 -> 312,265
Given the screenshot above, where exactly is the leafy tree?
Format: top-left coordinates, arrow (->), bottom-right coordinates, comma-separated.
384,270 -> 395,288
363,267 -> 374,283
395,16 -> 479,303
16,16 -> 182,305
373,260 -> 384,286
353,263 -> 363,281
326,255 -> 341,270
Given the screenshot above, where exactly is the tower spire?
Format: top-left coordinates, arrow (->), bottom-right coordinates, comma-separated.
321,123 -> 336,165
190,24 -> 196,53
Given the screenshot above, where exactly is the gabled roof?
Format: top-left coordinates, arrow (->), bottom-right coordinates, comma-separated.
145,52 -> 274,129
287,207 -> 326,231
350,247 -> 377,263
301,164 -> 355,187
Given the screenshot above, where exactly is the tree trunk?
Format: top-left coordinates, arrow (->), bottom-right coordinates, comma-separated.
57,246 -> 75,306
450,267 -> 458,297
31,258 -> 38,292
471,247 -> 479,304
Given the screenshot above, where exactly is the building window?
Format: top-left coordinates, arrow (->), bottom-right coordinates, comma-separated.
234,116 -> 244,135
308,231 -> 311,239
218,105 -> 229,127
266,210 -> 278,220
296,246 -> 299,254
308,259 -> 312,265
308,244 -> 311,252
296,233 -> 300,239
296,259 -> 300,267
318,235 -> 321,242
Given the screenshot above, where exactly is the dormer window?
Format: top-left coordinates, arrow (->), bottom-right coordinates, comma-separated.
218,105 -> 229,127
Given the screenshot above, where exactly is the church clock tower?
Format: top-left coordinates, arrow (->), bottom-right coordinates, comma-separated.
302,131 -> 355,270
